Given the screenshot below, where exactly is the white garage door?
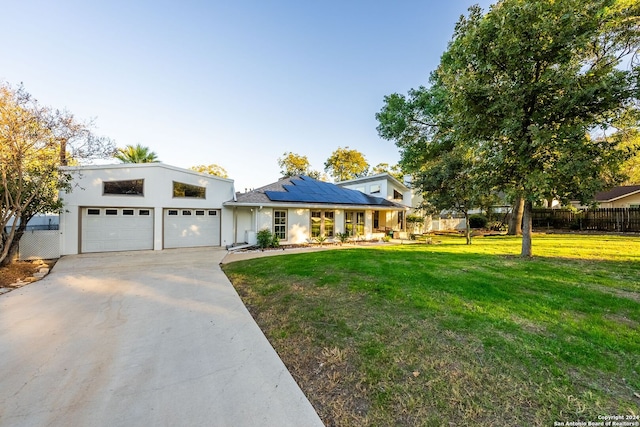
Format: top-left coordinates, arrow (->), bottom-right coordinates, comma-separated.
81,207 -> 154,253
164,209 -> 221,249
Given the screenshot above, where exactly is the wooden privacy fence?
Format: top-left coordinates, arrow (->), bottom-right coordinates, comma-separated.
532,208 -> 640,232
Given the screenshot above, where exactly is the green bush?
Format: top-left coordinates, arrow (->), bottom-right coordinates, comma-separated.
469,214 -> 488,229
337,232 -> 350,244
271,233 -> 280,247
257,229 -> 273,249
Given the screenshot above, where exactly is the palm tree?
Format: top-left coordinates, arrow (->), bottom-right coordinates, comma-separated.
114,144 -> 159,163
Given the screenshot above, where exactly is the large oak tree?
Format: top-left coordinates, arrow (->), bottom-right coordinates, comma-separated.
380,0 -> 639,256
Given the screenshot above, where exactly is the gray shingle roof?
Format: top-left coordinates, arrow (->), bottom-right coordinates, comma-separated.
230,176 -> 406,208
595,185 -> 640,202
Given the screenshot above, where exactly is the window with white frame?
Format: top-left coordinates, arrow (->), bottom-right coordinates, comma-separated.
345,211 -> 365,236
274,210 -> 287,240
370,184 -> 381,194
310,210 -> 335,238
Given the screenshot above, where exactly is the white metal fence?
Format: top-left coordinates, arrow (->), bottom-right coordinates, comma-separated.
16,229 -> 60,260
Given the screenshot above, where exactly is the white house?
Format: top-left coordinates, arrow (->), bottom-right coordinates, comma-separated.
336,173 -> 427,233
59,163 -> 235,255
224,175 -> 409,245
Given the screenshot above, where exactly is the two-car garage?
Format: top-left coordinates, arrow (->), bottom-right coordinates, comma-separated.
80,207 -> 222,253
60,163 -> 234,256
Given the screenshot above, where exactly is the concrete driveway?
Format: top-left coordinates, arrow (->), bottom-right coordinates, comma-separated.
0,248 -> 323,427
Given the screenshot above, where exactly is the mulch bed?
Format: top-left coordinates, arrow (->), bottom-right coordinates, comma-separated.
0,260 -> 56,288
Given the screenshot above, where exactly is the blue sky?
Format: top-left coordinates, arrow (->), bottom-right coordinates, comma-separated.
2,0 -> 493,192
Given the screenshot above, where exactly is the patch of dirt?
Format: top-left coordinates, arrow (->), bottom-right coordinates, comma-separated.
0,259 -> 56,288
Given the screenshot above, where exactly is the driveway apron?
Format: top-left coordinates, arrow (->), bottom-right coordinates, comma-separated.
0,248 -> 323,427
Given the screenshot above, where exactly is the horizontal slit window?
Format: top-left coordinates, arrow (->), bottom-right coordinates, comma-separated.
168,210 -> 178,216
123,209 -> 134,215
87,209 -> 100,215
182,210 -> 192,215
195,210 -> 205,216
103,179 -> 144,196
106,209 -> 118,215
139,210 -> 150,216
173,181 -> 206,199
208,211 -> 217,216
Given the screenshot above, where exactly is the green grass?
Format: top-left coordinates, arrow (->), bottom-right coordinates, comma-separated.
222,234 -> 640,426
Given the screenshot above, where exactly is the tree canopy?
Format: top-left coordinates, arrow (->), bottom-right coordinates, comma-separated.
378,0 -> 640,256
377,79 -> 487,244
370,163 -> 405,181
0,82 -> 113,265
190,164 -> 229,178
324,147 -> 369,181
114,144 -> 158,163
277,151 -> 322,179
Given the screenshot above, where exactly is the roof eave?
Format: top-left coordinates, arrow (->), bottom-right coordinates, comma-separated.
599,189 -> 640,202
224,201 -> 408,210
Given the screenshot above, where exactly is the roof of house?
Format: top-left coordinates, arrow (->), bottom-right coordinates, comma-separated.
227,175 -> 407,209
594,185 -> 640,202
336,172 -> 410,191
61,162 -> 234,183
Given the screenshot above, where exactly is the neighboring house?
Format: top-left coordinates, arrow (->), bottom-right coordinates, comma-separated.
336,173 -> 428,233
224,175 -> 409,245
59,163 -> 235,255
569,185 -> 640,209
592,185 -> 640,208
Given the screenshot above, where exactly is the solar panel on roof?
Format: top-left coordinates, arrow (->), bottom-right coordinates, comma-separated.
263,176 -> 400,206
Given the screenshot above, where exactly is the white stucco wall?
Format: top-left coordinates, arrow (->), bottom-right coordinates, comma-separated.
233,207 -> 253,243
59,163 -> 235,254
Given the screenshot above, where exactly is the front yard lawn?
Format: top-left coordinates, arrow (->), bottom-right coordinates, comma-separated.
222,234 -> 640,426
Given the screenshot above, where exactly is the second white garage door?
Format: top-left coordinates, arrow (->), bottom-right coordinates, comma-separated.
164,209 -> 221,248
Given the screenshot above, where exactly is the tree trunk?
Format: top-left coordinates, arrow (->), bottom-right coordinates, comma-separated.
464,213 -> 471,245
508,197 -> 524,235
0,232 -> 20,267
0,216 -> 29,267
521,200 -> 533,257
